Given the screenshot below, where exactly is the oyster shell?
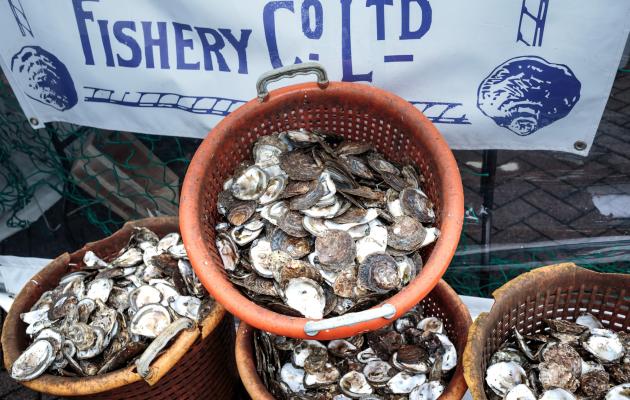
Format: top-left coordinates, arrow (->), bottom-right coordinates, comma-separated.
485,361 -> 527,396
284,278 -> 325,319
111,247 -> 143,268
292,340 -> 327,368
490,347 -> 528,366
539,388 -> 577,400
259,175 -> 287,205
157,232 -> 180,253
21,307 -> 50,325
216,234 -> 239,272
302,198 -> 342,218
392,346 -> 431,374
340,371 -> 373,398
129,285 -> 162,310
315,230 -> 356,270
355,220 -> 388,263
289,180 -> 324,210
280,362 -> 306,393
539,361 -> 579,391
358,253 -> 401,293
333,267 -> 359,298
363,360 -> 393,385
505,384 -> 536,400
327,208 -> 379,229
605,383 -> 630,400
400,188 -> 435,223
357,347 -> 381,364
388,216 -> 438,252
168,295 -> 201,321
278,211 -> 309,238
260,201 -> 288,225
270,229 -> 311,259
280,151 -> 323,181
544,342 -> 580,369
436,333 -> 457,371
304,363 -> 340,388
302,216 -> 329,237
250,239 -> 280,278
86,278 -> 113,303
83,251 -> 108,269
576,313 -> 604,330
581,359 -> 605,375
76,326 -> 105,359
409,381 -> 445,400
583,329 -> 624,362
230,221 -> 264,246
328,340 -> 358,358
231,165 -> 268,200
396,256 -> 417,286
386,371 -> 427,394
130,304 -> 172,338
11,339 -> 56,381
274,259 -> 321,288
337,141 -> 372,156
417,317 -> 444,334
580,370 -> 610,398
227,201 -> 256,226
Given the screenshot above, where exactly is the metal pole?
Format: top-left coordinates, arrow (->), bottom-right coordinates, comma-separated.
480,150 -> 498,266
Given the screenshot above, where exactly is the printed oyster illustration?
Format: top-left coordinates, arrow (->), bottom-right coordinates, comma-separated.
477,56 -> 581,136
11,46 -> 78,111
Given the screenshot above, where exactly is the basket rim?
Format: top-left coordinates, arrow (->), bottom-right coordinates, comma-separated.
180,79 -> 464,340
462,263 -> 630,400
235,279 -> 472,400
1,217 -> 227,396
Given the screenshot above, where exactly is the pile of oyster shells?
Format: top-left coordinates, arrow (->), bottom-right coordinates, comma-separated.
216,130 -> 439,319
11,228 -> 212,381
485,314 -> 630,400
254,306 -> 455,399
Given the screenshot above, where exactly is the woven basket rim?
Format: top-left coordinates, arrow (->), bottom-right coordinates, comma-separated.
181,79 -> 464,340
1,217 -> 227,396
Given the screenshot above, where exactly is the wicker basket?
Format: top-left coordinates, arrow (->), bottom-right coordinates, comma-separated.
463,263 -> 630,400
181,63 -> 464,340
2,217 -> 238,399
236,279 -> 472,400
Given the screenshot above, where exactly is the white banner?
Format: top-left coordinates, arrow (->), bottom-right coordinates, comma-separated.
0,0 -> 628,154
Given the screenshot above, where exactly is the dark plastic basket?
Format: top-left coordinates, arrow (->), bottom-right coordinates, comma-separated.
464,263 -> 630,400
2,217 -> 238,399
236,279 -> 472,400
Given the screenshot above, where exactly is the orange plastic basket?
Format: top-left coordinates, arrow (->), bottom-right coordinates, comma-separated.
2,217 -> 238,399
180,63 -> 464,340
236,279 -> 472,400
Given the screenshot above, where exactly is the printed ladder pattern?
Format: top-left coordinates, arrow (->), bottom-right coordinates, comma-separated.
84,86 -> 472,125
409,101 -> 471,125
83,86 -> 246,117
7,0 -> 33,37
516,0 -> 549,47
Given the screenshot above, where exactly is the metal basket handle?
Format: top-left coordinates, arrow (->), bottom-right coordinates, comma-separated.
304,303 -> 396,336
256,62 -> 329,102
